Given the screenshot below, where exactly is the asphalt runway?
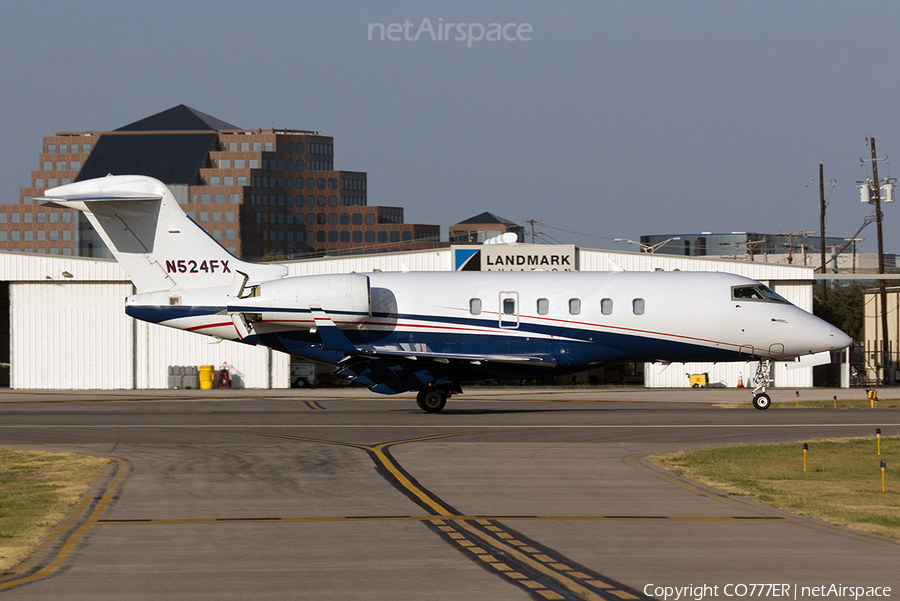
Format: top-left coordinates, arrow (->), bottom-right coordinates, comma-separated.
0,387 -> 898,601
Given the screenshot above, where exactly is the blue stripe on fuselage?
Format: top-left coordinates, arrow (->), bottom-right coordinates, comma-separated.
125,304 -> 745,365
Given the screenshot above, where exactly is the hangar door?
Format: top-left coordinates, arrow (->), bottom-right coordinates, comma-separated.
11,282 -> 134,389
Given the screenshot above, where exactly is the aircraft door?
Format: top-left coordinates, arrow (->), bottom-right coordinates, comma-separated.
499,292 -> 519,329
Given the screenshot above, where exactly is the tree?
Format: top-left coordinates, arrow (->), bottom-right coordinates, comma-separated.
813,281 -> 865,344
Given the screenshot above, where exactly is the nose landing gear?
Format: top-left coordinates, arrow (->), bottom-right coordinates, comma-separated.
751,358 -> 772,410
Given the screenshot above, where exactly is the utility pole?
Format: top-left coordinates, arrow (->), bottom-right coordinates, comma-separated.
819,162 -> 827,302
523,219 -> 539,244
870,138 -> 890,382
843,238 -> 863,274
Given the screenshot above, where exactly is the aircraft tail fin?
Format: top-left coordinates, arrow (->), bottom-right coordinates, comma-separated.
37,175 -> 287,293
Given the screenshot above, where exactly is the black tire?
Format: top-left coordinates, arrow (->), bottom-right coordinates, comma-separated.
417,387 -> 447,413
752,393 -> 771,410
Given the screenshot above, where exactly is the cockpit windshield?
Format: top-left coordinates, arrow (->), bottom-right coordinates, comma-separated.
731,285 -> 791,304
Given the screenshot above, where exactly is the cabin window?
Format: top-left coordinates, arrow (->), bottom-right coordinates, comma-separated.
503,298 -> 516,315
633,298 -> 645,315
601,298 -> 613,315
537,298 -> 549,315
469,298 -> 482,315
568,298 -> 581,315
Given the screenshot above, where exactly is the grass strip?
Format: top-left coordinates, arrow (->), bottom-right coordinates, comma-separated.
0,448 -> 109,574
650,436 -> 900,541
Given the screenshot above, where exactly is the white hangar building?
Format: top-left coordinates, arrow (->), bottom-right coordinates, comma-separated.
0,246 -> 843,390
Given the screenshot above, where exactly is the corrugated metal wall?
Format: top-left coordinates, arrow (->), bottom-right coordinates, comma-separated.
644,360 -> 812,389
134,320 -> 289,389
285,249 -> 451,276
11,282 -> 134,389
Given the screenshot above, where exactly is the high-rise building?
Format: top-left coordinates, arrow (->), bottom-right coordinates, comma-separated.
2,105 -> 442,259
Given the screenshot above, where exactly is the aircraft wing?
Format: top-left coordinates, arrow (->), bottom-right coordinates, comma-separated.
310,306 -> 555,394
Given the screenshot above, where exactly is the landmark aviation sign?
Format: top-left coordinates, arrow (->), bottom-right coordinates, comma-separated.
452,245 -> 577,271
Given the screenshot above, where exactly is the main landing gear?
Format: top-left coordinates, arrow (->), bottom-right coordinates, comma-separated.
751,358 -> 772,410
416,385 -> 449,413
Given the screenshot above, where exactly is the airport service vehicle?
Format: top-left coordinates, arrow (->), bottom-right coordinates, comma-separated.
38,175 -> 852,412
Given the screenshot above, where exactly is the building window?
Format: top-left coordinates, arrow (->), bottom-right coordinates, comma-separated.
317,231 -> 326,242
265,142 -> 273,151
568,298 -> 581,315
36,213 -> 46,223
352,231 -> 362,243
24,231 -> 33,241
317,178 -> 326,189
209,177 -> 221,186
226,229 -> 235,240
365,214 -> 375,225
24,213 -> 33,223
200,194 -> 211,203
340,231 -> 350,242
42,161 -> 53,170
328,196 -> 337,207
378,231 -> 387,243
365,231 -> 375,243
329,178 -> 337,189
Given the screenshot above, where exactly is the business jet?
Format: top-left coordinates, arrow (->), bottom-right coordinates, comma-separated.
38,175 -> 851,412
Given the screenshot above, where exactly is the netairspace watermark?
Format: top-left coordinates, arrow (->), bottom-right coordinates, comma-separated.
368,18 -> 532,48
643,583 -> 892,601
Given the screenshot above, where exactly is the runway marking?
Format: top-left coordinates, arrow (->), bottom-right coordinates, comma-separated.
0,458 -> 126,591
207,427 -> 654,601
1,422 -> 899,429
303,400 -> 326,410
93,515 -> 785,525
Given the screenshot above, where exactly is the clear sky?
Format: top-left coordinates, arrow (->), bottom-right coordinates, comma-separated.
3,1 -> 900,254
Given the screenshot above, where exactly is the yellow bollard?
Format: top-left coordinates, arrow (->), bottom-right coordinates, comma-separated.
877,428 -> 881,455
833,395 -> 837,408
882,461 -> 887,493
803,443 -> 808,472
796,391 -> 800,408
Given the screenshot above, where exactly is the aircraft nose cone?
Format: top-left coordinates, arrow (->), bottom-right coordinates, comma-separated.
831,329 -> 852,351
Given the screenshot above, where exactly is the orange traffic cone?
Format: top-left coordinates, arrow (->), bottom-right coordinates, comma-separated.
737,373 -> 744,388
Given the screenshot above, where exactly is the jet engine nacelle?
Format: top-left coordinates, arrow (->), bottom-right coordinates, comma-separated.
229,273 -> 371,329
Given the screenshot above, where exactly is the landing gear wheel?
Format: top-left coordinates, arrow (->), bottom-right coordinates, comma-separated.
752,393 -> 771,410
416,387 -> 447,413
